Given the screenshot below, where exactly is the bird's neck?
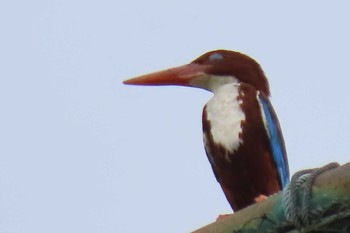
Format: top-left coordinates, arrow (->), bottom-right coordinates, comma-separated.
204,83 -> 245,153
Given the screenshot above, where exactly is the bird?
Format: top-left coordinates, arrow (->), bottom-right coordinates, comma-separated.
123,50 -> 289,212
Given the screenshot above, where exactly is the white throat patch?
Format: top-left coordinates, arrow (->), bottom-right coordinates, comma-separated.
205,83 -> 245,153
189,75 -> 238,92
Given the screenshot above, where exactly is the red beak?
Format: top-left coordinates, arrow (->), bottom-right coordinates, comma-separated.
123,63 -> 210,87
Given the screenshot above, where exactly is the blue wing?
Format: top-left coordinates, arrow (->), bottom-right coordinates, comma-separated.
258,93 -> 289,188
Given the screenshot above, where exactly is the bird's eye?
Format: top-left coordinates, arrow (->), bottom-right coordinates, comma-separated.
209,53 -> 223,62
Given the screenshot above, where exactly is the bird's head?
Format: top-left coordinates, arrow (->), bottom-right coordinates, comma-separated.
123,50 -> 270,96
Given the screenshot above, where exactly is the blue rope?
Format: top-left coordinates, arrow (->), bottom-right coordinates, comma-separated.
282,162 -> 340,231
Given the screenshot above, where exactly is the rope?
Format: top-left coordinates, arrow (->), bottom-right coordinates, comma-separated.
282,162 -> 340,231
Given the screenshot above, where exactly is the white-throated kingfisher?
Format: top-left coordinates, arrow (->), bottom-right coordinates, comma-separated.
123,50 -> 289,211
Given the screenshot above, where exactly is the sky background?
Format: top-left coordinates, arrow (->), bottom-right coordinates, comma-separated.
1,1 -> 350,233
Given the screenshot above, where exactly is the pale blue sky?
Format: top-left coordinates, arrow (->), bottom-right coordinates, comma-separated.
1,1 -> 350,233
